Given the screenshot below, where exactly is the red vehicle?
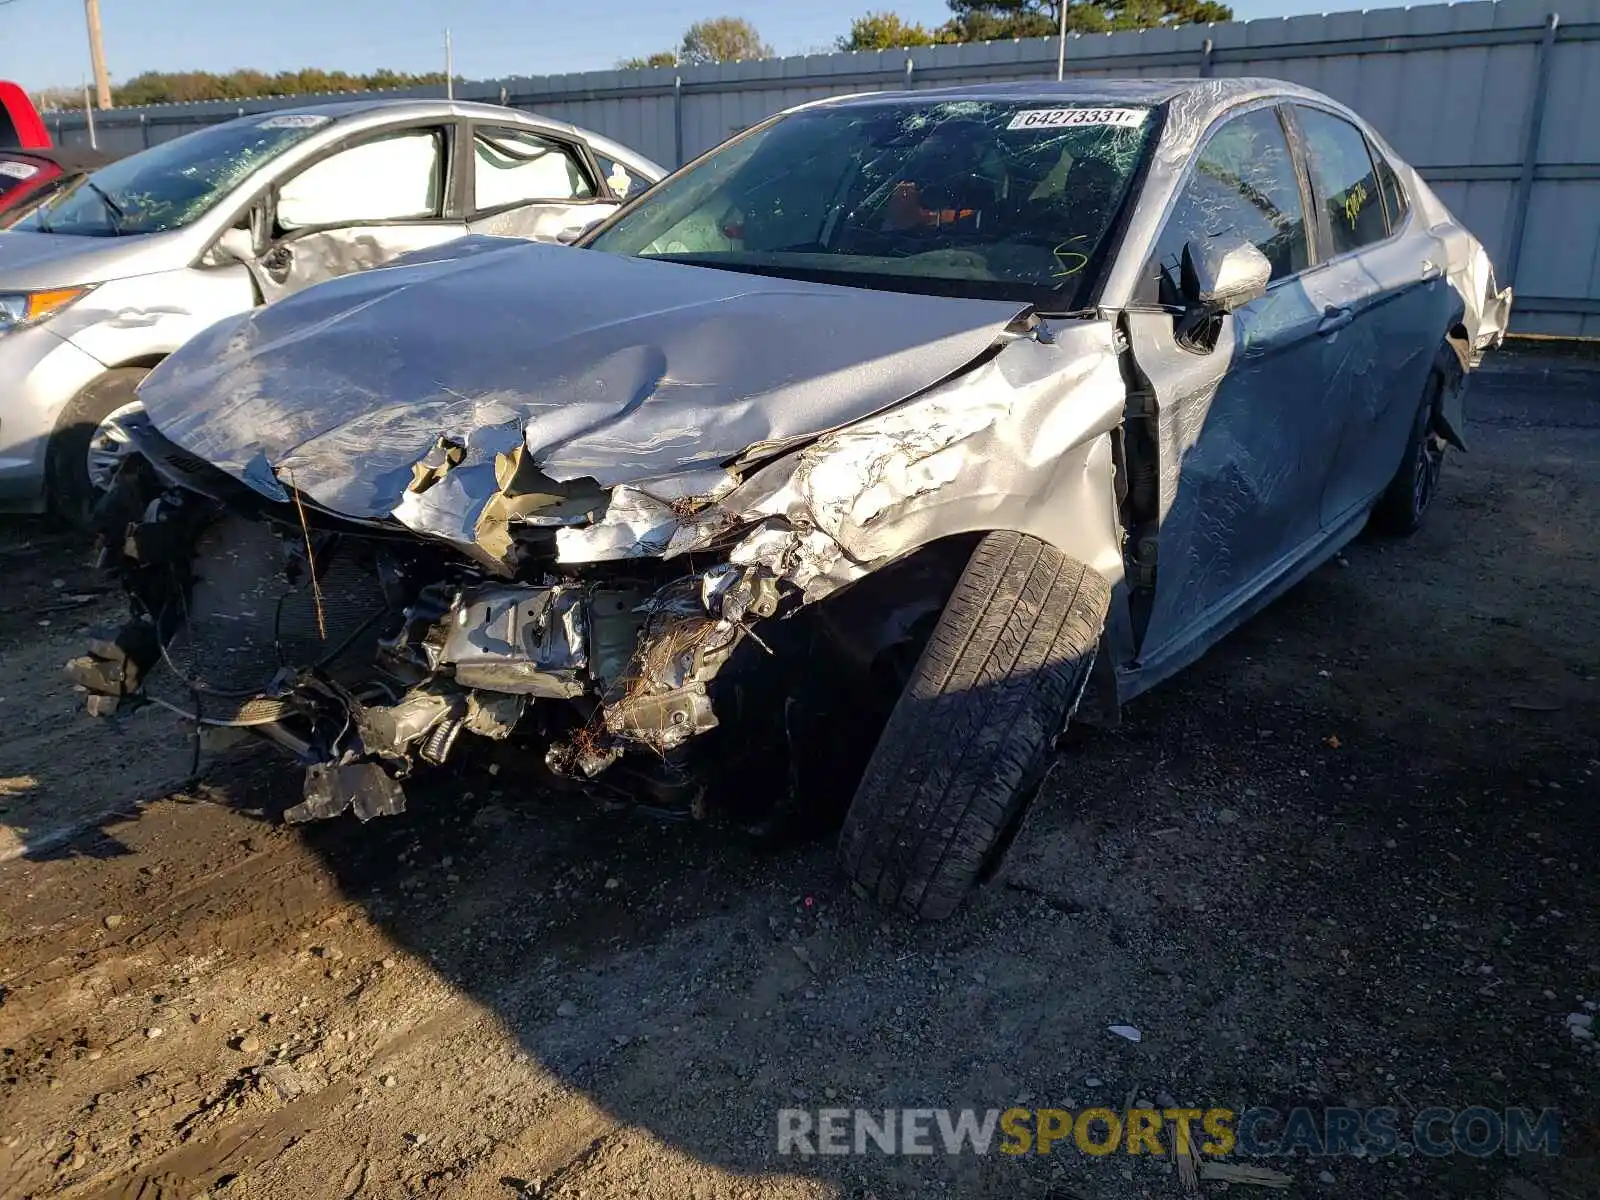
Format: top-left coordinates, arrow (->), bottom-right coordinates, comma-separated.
0,147 -> 110,228
0,81 -> 51,150
0,83 -> 110,227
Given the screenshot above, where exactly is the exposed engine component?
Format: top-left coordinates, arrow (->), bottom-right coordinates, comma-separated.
82,468 -> 796,823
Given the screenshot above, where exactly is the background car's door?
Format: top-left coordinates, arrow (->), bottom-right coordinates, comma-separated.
1288,104 -> 1458,527
1124,103 -> 1345,667
463,123 -> 617,240
251,122 -> 466,302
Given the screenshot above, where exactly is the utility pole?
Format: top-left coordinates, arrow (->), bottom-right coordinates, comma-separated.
444,29 -> 453,100
1056,0 -> 1068,81
82,81 -> 98,148
84,0 -> 111,109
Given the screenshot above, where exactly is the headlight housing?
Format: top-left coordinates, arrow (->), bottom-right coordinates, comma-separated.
0,286 -> 93,335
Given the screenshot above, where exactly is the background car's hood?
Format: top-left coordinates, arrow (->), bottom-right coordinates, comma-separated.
0,227 -> 177,289
138,237 -> 1028,519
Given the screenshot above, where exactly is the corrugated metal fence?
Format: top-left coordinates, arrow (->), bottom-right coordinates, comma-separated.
43,0 -> 1600,335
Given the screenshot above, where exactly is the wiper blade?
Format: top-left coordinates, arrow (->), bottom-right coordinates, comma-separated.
82,179 -> 126,232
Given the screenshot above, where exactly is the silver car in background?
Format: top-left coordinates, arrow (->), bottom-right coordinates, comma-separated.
0,98 -> 664,519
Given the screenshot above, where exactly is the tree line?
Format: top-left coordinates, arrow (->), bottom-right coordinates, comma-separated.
33,68 -> 449,110
624,1 -> 1231,66
32,1 -> 1232,109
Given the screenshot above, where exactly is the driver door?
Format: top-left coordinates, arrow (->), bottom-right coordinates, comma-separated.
1124,104 -> 1344,674
250,124 -> 466,302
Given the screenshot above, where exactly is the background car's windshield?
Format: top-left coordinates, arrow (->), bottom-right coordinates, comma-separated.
19,113 -> 331,237
587,100 -> 1157,307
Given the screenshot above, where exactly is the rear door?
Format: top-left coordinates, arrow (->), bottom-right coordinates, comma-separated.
464,123 -> 617,241
251,120 -> 466,301
1288,104 -> 1455,526
1123,103 -> 1336,667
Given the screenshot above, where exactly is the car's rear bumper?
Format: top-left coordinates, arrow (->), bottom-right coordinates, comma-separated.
0,326 -> 107,512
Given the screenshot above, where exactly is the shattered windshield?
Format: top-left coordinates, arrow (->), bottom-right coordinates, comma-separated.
586,100 -> 1157,308
19,112 -> 331,237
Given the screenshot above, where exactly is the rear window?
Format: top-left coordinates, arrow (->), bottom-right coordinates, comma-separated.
0,154 -> 44,198
1371,144 -> 1410,231
1294,106 -> 1388,256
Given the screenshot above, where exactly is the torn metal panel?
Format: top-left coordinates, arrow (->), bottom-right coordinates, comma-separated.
439,584 -> 590,698
554,469 -> 738,564
135,241 -> 1027,521
560,321 -> 1128,605
287,761 -> 407,824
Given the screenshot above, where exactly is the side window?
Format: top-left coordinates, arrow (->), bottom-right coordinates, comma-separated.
1149,106 -> 1309,306
1294,107 -> 1388,255
594,153 -> 642,200
1370,142 -> 1410,231
277,129 -> 444,231
473,128 -> 595,211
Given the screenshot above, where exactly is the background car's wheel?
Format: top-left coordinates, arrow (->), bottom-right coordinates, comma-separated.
1370,373 -> 1447,536
47,367 -> 148,528
838,531 -> 1110,920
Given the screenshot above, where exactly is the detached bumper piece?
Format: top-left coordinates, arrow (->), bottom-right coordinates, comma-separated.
291,761 -> 408,824
73,484 -> 788,825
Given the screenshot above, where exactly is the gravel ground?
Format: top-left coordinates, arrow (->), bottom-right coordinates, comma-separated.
0,361 -> 1596,1200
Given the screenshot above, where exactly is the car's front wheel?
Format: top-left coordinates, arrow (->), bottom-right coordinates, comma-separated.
1370,372 -> 1447,536
47,367 -> 148,527
838,531 -> 1110,920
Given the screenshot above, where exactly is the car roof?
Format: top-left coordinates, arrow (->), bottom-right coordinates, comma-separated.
812,77 -> 1326,118
202,97 -> 667,178
225,96 -> 585,137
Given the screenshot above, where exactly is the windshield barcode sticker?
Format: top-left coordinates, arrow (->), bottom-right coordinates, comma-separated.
258,114 -> 333,130
0,161 -> 39,180
1006,108 -> 1147,131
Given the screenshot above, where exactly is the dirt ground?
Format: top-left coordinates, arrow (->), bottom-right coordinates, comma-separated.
0,359 -> 1596,1200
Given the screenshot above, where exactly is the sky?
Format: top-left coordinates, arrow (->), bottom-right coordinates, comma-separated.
1,0 -> 1331,95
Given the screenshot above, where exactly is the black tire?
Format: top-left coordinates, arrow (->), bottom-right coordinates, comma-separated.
838,531 -> 1110,920
47,367 -> 148,528
1370,373 -> 1446,537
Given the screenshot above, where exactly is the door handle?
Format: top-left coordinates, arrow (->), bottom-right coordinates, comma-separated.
1317,305 -> 1354,336
1419,258 -> 1441,281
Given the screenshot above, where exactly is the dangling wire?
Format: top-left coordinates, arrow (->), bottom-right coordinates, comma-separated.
286,468 -> 327,641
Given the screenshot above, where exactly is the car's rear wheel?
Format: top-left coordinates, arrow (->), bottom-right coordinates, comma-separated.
47,367 -> 148,528
1370,372 -> 1447,536
838,531 -> 1110,920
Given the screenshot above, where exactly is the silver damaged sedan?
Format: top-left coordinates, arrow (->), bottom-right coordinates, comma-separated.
75,79 -> 1512,918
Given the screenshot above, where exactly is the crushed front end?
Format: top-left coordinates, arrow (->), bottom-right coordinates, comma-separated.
70,418 -> 823,826
66,246 -> 1128,831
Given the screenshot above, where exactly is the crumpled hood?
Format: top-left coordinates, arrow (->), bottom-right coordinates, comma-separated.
137,237 -> 1027,519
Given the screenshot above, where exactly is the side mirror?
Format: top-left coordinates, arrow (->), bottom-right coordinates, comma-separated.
555,218 -> 603,246
1180,238 -> 1271,314
214,225 -> 256,264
